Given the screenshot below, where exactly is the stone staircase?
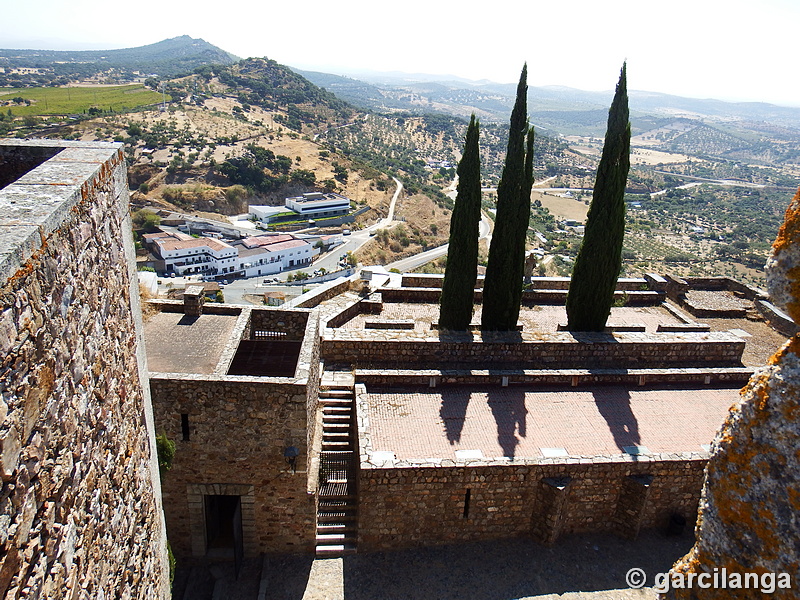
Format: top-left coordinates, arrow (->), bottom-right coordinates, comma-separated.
316,379 -> 358,556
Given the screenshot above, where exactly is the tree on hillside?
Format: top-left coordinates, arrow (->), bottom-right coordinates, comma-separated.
481,65 -> 535,331
439,114 -> 482,331
566,63 -> 631,332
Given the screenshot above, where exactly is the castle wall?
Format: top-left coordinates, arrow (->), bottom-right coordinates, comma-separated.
358,459 -> 705,552
0,140 -> 169,598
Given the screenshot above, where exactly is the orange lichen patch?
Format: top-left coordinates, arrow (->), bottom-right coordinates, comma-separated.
772,187 -> 800,254
768,335 -> 800,365
788,488 -> 800,512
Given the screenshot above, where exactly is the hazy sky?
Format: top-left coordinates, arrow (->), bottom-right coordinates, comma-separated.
3,0 -> 798,106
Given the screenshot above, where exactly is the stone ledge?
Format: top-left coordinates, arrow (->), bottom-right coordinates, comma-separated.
359,451 -> 711,470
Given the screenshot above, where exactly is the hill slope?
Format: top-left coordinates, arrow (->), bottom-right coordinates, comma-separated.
0,36 -> 239,84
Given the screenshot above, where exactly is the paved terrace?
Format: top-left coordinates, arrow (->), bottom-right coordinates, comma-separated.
327,297 -> 787,367
361,384 -> 741,462
143,311 -> 241,374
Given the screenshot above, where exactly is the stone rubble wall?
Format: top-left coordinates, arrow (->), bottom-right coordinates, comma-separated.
0,140 -> 169,598
358,460 -> 706,552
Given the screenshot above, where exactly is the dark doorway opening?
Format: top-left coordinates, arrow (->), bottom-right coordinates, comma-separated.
205,495 -> 243,562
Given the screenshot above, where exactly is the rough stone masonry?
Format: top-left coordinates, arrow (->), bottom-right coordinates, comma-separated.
663,188 -> 800,600
0,140 -> 169,598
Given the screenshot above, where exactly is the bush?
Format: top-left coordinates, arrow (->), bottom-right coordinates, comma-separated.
155,433 -> 175,474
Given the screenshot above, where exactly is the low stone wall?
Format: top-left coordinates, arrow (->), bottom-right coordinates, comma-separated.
377,287 -> 663,306
399,275 -> 651,292
290,275 -> 354,309
322,331 -> 746,369
757,300 -> 800,338
324,295 -> 382,329
149,298 -> 243,316
0,140 -> 169,597
358,458 -> 706,551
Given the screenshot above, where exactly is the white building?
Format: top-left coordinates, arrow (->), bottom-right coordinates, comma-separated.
232,234 -> 318,277
146,231 -> 318,278
248,205 -> 289,222
249,192 -> 351,224
285,192 -> 350,218
152,236 -> 239,276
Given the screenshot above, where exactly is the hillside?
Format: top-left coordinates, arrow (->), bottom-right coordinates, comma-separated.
0,36 -> 238,85
3,39 -> 799,287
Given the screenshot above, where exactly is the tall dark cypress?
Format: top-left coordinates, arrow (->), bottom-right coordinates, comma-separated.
566,63 -> 631,331
481,65 -> 534,331
439,115 -> 482,330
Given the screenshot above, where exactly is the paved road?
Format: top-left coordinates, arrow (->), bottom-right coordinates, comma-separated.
387,214 -> 491,273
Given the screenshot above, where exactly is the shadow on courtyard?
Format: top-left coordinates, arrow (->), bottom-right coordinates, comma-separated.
486,389 -> 528,458
439,390 -> 471,444
338,530 -> 694,600
592,388 -> 641,452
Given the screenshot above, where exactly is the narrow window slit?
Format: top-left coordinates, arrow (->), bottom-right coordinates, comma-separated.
181,414 -> 190,441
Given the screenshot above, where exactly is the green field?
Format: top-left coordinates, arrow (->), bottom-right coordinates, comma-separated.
0,84 -> 164,116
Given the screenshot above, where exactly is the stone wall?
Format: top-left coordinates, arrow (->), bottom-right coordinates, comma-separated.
289,275 -> 354,309
358,459 -> 706,552
150,375 -> 317,559
377,287 -> 664,306
249,307 -> 309,340
0,140 -> 169,598
322,331 -> 745,369
400,274 -> 651,292
354,366 -> 753,388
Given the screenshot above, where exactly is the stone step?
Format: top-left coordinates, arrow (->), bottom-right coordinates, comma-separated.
320,398 -> 353,406
322,438 -> 352,444
319,491 -> 356,500
322,408 -> 351,417
320,389 -> 353,399
322,422 -> 350,429
317,523 -> 357,534
315,543 -> 357,557
316,532 -> 355,543
323,431 -> 350,439
317,507 -> 358,525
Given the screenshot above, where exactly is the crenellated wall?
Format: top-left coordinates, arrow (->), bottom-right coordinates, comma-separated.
0,140 -> 169,598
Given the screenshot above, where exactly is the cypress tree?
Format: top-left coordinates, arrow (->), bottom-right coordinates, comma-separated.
481,64 -> 534,331
565,63 -> 631,331
439,114 -> 482,331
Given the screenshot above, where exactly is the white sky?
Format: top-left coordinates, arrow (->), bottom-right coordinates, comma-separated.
2,0 -> 799,107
